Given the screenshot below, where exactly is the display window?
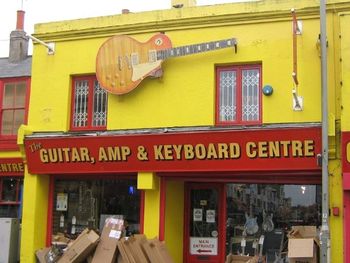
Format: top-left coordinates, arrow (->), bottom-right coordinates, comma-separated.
0,177 -> 23,217
225,183 -> 321,261
51,178 -> 141,239
184,182 -> 321,263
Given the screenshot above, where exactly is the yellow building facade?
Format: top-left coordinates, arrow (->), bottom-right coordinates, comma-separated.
18,0 -> 350,262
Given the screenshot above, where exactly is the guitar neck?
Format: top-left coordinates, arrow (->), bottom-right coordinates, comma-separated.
156,38 -> 237,60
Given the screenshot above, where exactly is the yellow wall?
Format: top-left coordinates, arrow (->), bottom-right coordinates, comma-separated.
340,13 -> 350,131
142,176 -> 161,239
29,2 -> 350,132
0,151 -> 22,158
20,172 -> 50,263
21,1 -> 350,262
165,180 -> 184,263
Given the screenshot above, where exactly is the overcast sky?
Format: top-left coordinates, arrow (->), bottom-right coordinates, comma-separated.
0,0 -> 244,58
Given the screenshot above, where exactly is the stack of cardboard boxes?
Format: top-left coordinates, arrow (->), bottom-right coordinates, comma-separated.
287,226 -> 320,263
225,226 -> 319,263
36,217 -> 174,263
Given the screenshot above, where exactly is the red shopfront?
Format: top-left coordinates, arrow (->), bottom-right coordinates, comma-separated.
341,132 -> 350,263
0,158 -> 24,218
24,126 -> 322,262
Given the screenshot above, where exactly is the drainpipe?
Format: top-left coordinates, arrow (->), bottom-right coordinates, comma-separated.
320,0 -> 330,263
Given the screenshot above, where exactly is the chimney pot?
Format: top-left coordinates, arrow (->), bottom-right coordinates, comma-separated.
171,0 -> 196,8
16,10 -> 25,30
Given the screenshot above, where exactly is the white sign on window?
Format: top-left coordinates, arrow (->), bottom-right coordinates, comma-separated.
190,237 -> 218,255
193,208 -> 203,222
206,210 -> 216,223
56,193 -> 68,211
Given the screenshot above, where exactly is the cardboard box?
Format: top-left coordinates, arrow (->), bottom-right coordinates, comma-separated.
147,239 -> 174,263
35,247 -> 51,263
57,229 -> 99,263
225,254 -> 258,263
117,239 -> 137,263
134,235 -> 159,263
288,238 -> 318,263
91,218 -> 125,263
122,236 -> 149,263
289,226 -> 317,239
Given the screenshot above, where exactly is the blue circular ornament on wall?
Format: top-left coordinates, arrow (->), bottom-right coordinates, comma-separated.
262,85 -> 273,96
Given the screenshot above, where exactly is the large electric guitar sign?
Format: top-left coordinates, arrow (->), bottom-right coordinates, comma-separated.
95,33 -> 237,95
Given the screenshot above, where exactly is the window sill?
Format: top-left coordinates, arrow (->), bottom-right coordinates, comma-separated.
0,201 -> 20,205
0,138 -> 19,151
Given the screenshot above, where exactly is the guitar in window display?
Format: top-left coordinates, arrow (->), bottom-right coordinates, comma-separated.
96,33 -> 237,94
244,212 -> 259,236
262,210 -> 274,233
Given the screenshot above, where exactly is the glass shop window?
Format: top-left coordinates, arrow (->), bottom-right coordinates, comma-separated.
0,177 -> 23,218
53,178 -> 140,238
226,184 -> 321,261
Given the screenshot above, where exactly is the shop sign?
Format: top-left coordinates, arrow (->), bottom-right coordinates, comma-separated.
190,237 -> 218,255
341,132 -> 350,189
24,127 -> 321,174
0,158 -> 24,176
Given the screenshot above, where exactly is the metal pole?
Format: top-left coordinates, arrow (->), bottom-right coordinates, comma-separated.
320,0 -> 330,262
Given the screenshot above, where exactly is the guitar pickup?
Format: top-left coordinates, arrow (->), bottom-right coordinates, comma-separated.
148,50 -> 157,63
131,53 -> 139,66
117,56 -> 123,71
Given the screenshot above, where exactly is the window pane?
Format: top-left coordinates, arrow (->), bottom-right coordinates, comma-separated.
52,179 -> 140,237
92,80 -> 107,127
14,109 -> 25,134
1,178 -> 17,201
1,109 -> 14,135
3,83 -> 15,108
73,80 -> 89,127
219,70 -> 236,122
225,184 -> 321,258
242,69 -> 259,121
15,82 -> 26,107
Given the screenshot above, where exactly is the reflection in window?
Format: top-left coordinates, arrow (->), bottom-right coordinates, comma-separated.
0,177 -> 23,218
226,184 -> 321,259
52,179 -> 140,238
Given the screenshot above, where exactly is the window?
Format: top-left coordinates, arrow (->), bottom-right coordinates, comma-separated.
0,177 -> 23,218
226,183 -> 321,259
71,76 -> 107,130
52,178 -> 140,237
0,77 -> 30,149
216,64 -> 261,125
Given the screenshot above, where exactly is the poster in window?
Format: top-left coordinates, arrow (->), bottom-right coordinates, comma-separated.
56,193 -> 68,211
206,210 -> 216,223
193,208 -> 203,222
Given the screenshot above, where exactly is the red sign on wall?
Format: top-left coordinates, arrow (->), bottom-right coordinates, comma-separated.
24,127 -> 321,174
342,132 -> 350,189
0,158 -> 24,176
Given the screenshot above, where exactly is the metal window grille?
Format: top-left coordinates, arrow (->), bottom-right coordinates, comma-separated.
242,69 -> 259,121
92,80 -> 107,127
73,80 -> 89,127
73,78 -> 107,129
219,70 -> 236,122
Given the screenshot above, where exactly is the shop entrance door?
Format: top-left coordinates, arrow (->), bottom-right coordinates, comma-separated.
184,183 -> 225,263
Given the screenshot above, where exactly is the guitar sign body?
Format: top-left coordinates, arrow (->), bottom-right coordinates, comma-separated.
96,33 -> 237,94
